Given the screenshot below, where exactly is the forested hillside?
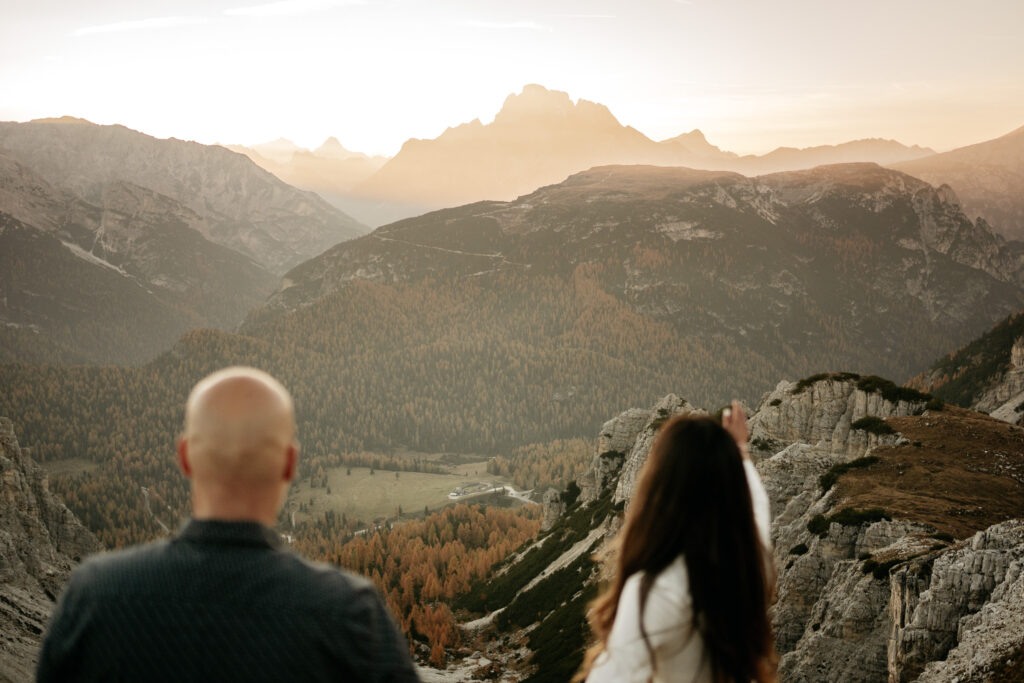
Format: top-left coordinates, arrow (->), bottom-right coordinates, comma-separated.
293,502 -> 541,666
915,310 -> 1024,407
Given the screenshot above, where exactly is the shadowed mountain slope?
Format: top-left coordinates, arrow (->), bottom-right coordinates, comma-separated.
911,308 -> 1024,424
0,151 -> 278,364
0,117 -> 367,273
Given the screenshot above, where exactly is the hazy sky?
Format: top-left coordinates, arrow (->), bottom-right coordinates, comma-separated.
2,0 -> 1022,156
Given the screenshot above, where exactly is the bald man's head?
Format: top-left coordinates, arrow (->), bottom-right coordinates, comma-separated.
179,368 -> 297,524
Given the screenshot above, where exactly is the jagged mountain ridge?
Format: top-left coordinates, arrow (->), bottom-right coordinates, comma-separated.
460,375 -> 1024,682
0,117 -> 367,273
0,418 -> 102,682
225,138 -> 388,210
257,163 -> 1024,408
892,124 -> 1024,241
344,85 -> 933,221
0,151 -> 278,364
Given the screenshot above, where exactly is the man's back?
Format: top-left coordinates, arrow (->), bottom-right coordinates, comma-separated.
37,519 -> 419,683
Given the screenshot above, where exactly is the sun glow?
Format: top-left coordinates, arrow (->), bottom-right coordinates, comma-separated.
1,0 -> 1022,156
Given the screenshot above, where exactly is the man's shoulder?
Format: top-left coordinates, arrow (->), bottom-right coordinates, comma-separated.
68,536 -> 376,608
274,551 -> 377,601
69,538 -> 174,591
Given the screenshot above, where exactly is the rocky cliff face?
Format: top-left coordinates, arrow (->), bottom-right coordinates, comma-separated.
751,377 -> 1024,682
748,376 -> 924,460
976,336 -> 1024,421
916,543 -> 1024,682
0,417 -> 102,682
890,521 -> 1024,681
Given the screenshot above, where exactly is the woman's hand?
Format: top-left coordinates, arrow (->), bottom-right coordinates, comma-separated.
721,400 -> 750,461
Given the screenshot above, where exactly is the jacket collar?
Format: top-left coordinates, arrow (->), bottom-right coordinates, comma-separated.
175,518 -> 284,550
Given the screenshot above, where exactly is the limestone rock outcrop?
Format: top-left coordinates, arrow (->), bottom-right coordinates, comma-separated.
979,337 -> 1024,423
0,417 -> 102,682
749,377 -> 925,461
747,376 -> 1024,682
611,394 -> 703,504
889,520 -> 1024,681
916,554 -> 1024,682
540,488 -> 566,531
575,406 -> 650,504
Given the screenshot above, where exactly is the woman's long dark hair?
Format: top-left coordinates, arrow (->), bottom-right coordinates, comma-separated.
577,415 -> 777,682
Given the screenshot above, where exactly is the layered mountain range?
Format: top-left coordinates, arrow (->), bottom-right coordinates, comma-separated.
230,86 -> 1023,247
225,136 -> 388,207
4,159 -> 1021,544
893,125 -> 1024,241
339,85 -> 934,223
0,118 -> 367,363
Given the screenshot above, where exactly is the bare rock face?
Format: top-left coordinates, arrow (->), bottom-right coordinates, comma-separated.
746,375 -> 1024,681
916,555 -> 1024,682
777,559 -> 892,682
978,337 -> 1024,421
577,407 -> 651,504
757,443 -> 835,528
889,520 -> 1024,682
0,417 -> 102,682
540,489 -> 566,531
750,378 -> 924,461
771,507 -> 935,681
612,394 -> 703,504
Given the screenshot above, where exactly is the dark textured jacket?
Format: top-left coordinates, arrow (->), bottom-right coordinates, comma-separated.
36,519 -> 421,682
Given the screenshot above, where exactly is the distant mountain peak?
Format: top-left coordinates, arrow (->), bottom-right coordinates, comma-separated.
250,137 -> 303,163
27,115 -> 94,125
493,84 -> 619,128
504,83 -> 573,108
318,136 -> 345,149
314,136 -> 362,160
660,128 -> 734,159
1004,123 -> 1024,138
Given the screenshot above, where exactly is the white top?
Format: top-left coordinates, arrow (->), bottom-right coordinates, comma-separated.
587,461 -> 772,683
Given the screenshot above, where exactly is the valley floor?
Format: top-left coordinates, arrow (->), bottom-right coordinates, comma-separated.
286,460 -> 513,524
